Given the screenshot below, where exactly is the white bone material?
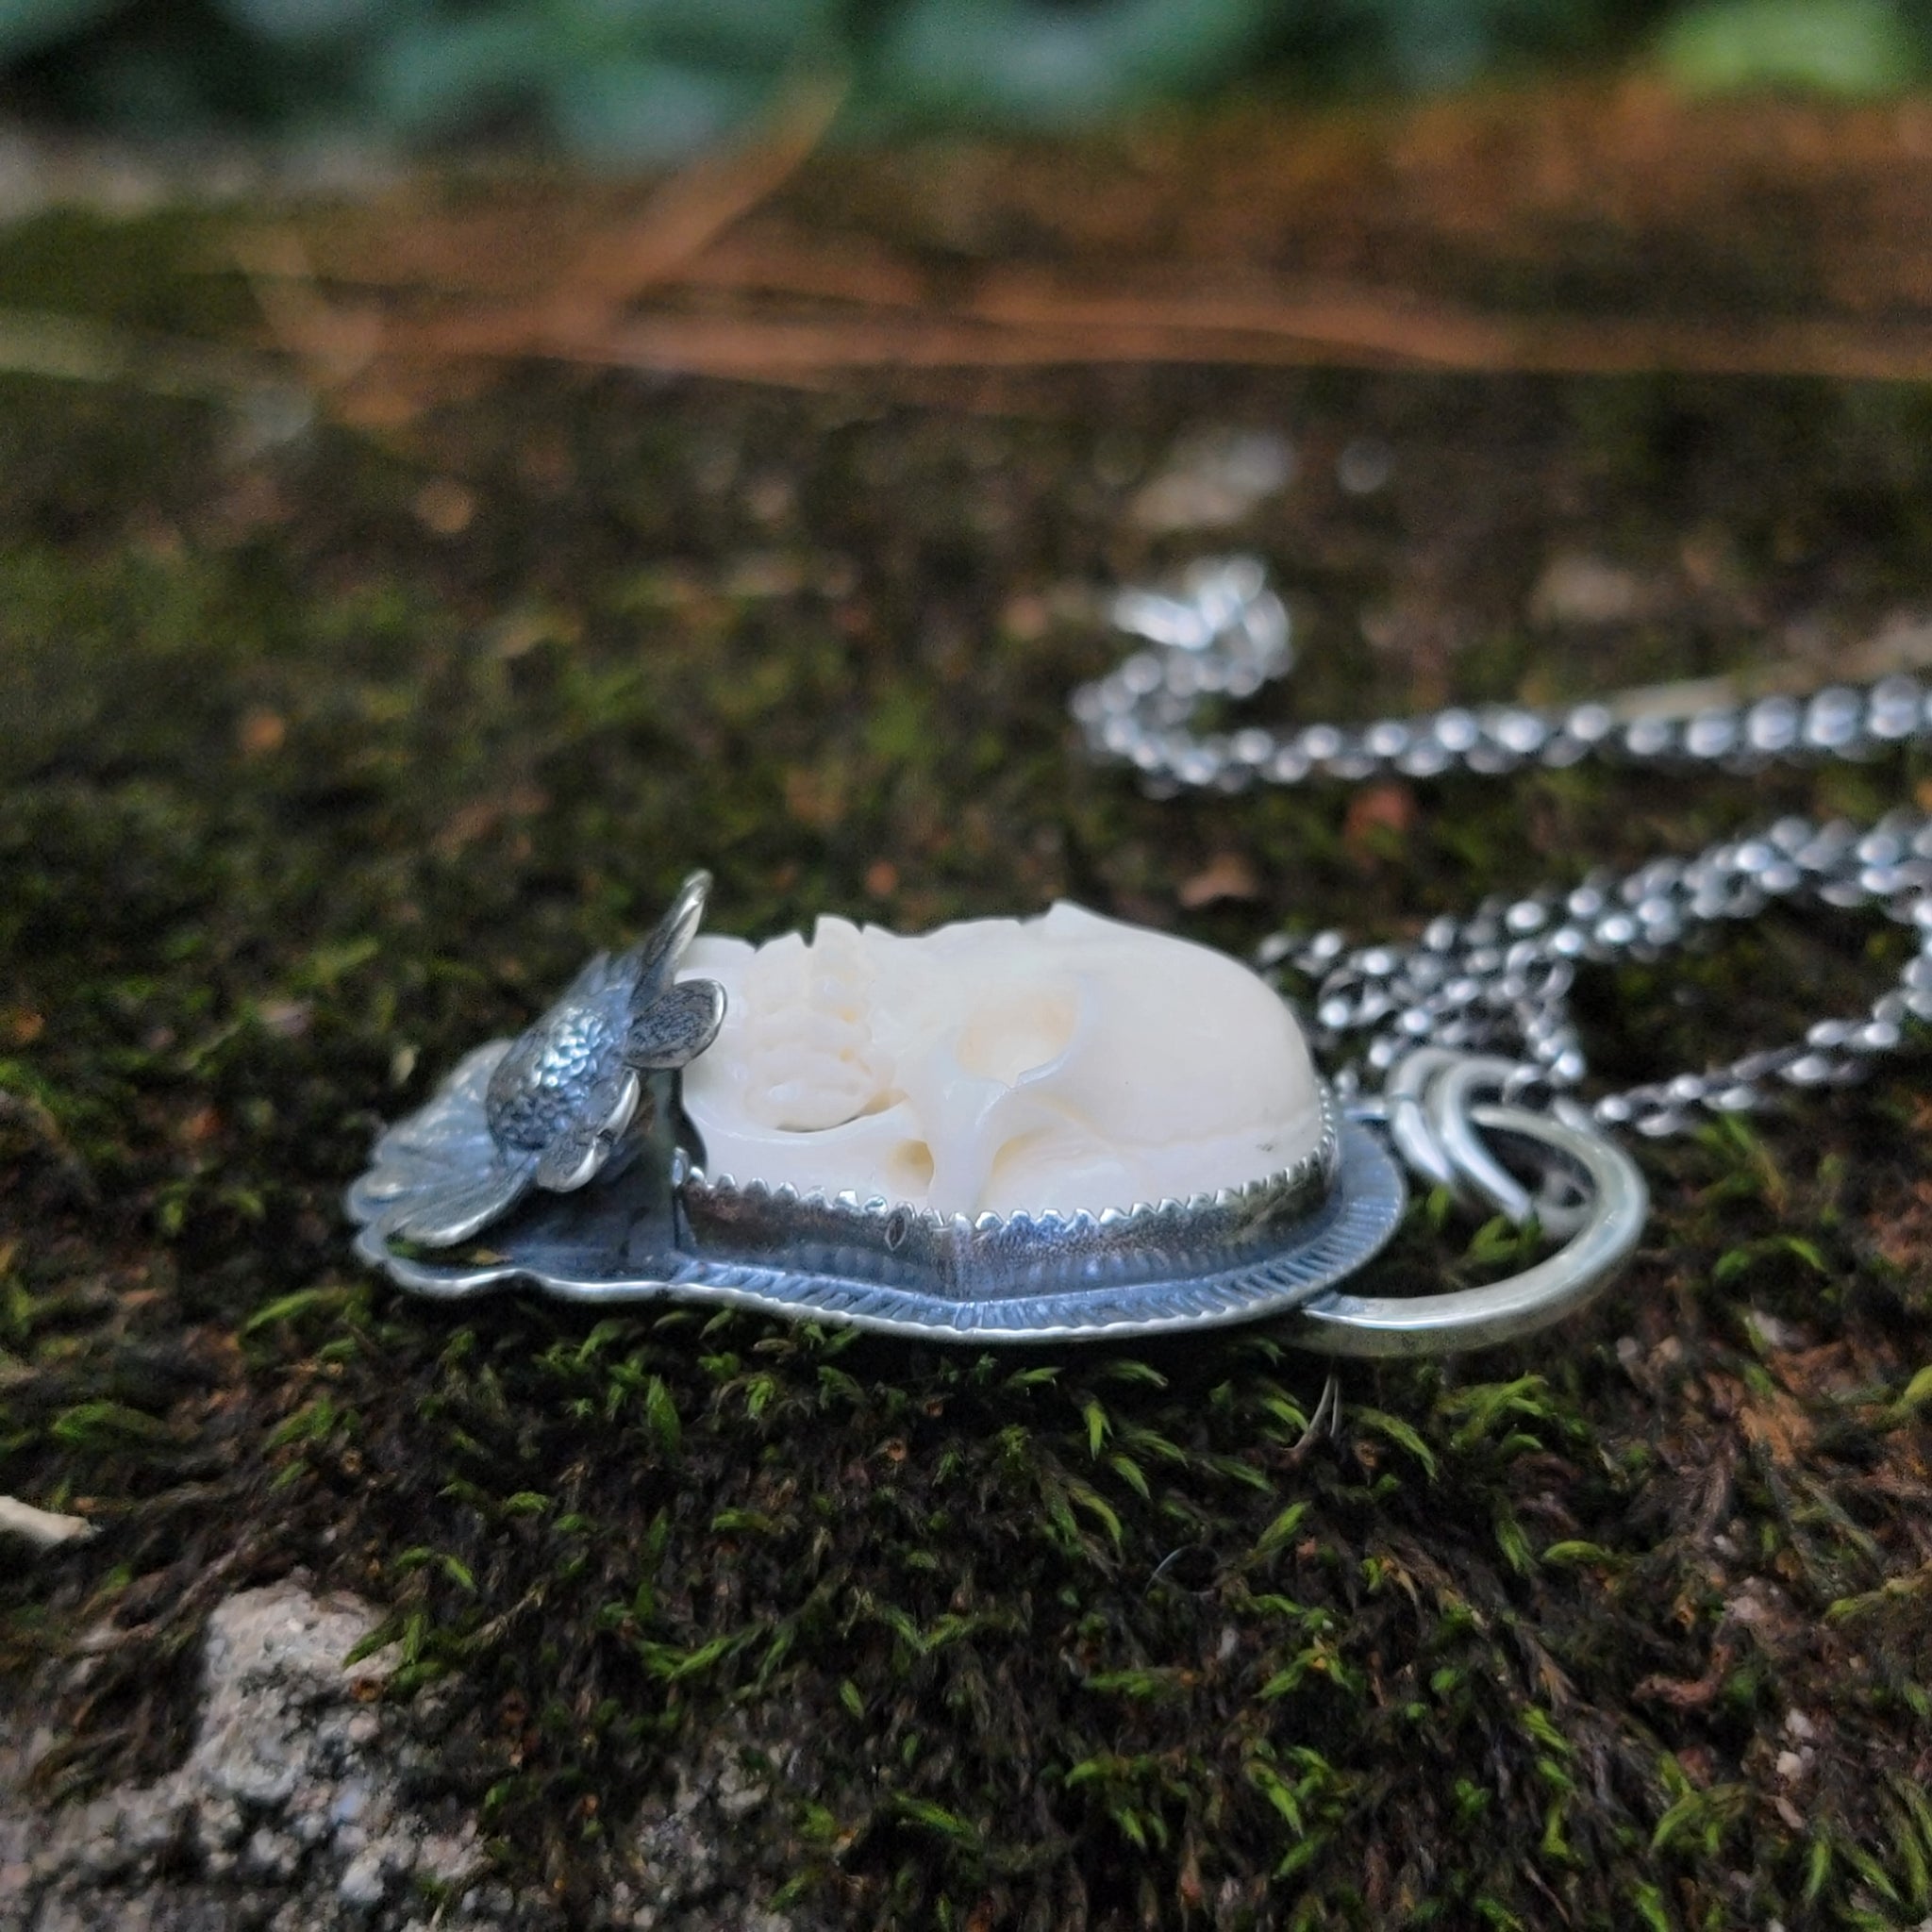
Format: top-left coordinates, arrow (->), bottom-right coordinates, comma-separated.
678,902 -> 1324,1219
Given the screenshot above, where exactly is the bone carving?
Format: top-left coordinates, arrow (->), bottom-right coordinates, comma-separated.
678,903 -> 1324,1219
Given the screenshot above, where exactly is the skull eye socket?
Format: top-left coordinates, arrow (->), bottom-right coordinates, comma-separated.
954,986 -> 1078,1086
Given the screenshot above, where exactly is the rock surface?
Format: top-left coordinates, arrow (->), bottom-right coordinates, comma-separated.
0,1583 -> 817,1932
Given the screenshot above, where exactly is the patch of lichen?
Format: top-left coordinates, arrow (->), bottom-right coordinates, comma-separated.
4,208 -> 1932,1927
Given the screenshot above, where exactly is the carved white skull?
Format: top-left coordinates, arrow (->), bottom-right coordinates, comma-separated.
677,902 -> 1324,1219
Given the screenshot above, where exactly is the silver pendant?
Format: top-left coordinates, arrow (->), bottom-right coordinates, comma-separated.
347,876 -> 1646,1352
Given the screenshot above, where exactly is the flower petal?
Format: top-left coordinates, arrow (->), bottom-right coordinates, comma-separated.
381,1156 -> 536,1247
535,1068 -> 641,1191
626,977 -> 725,1069
557,948 -> 622,1003
622,871 -> 713,1007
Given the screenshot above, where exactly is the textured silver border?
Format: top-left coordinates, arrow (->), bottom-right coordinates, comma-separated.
345,1045 -> 1405,1341
678,1088 -> 1340,1294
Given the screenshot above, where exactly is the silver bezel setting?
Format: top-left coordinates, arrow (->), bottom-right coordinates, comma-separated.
346,1049 -> 1407,1341
676,1087 -> 1341,1294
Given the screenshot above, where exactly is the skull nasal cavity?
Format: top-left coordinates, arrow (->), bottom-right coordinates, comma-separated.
887,1141 -> 936,1195
954,988 -> 1078,1086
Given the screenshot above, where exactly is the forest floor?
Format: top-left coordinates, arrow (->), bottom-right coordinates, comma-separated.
3,81 -> 1932,1931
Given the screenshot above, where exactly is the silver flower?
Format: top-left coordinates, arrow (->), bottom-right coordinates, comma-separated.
379,872 -> 725,1247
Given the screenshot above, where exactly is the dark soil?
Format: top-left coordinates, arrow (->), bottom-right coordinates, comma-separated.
4,98 -> 1932,1929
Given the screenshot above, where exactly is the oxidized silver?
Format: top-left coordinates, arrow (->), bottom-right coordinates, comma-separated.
355,873 -> 724,1247
347,862 -> 1433,1342
348,1036 -> 1409,1341
347,1020 -> 1644,1349
345,878 -> 1421,1340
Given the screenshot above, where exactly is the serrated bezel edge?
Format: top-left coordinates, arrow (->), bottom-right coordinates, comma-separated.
677,1084 -> 1340,1241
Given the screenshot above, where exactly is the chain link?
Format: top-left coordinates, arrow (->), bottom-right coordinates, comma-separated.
1074,558 -> 1932,1137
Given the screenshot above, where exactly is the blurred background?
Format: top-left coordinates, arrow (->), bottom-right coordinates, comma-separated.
0,0 -> 1926,164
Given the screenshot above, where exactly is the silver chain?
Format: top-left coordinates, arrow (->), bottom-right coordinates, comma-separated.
1074,558 -> 1932,1138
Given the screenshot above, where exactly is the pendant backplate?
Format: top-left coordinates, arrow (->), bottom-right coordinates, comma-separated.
347,1041 -> 1407,1343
